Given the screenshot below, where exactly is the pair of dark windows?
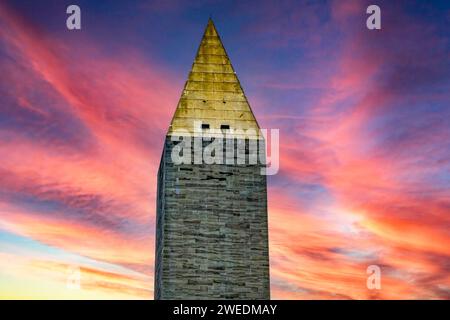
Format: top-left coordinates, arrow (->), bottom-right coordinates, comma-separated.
201,124 -> 230,130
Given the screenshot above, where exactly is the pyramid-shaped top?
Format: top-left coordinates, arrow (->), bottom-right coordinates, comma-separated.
167,19 -> 261,139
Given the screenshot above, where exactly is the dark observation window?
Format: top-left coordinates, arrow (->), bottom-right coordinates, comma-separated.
221,124 -> 230,130
201,123 -> 210,129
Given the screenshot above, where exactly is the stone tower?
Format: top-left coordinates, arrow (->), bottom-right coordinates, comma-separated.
155,19 -> 270,299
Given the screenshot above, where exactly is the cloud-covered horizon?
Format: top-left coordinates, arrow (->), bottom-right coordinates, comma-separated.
1,0 -> 449,299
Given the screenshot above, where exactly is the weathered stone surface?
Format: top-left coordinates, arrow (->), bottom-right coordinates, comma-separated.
155,139 -> 270,299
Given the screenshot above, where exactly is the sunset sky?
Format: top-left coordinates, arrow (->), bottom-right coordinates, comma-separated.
0,0 -> 449,299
